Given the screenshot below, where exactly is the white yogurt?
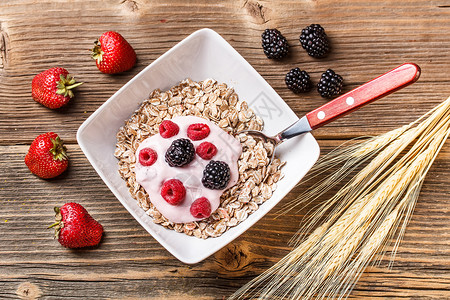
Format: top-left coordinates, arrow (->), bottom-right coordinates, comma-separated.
135,116 -> 242,223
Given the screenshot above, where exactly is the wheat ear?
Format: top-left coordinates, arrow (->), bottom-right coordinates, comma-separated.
230,97 -> 450,300
288,97 -> 450,246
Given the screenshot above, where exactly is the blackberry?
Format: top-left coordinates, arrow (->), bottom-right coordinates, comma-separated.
261,29 -> 289,59
317,69 -> 343,98
285,68 -> 312,93
299,24 -> 330,58
202,161 -> 230,190
165,138 -> 195,167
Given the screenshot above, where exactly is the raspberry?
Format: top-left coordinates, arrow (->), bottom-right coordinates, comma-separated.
187,123 -> 210,141
139,148 -> 157,166
202,160 -> 230,190
190,197 -> 212,219
159,120 -> 179,138
196,142 -> 217,160
165,138 -> 195,167
160,179 -> 186,205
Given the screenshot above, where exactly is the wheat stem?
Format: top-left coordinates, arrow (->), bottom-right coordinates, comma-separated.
230,97 -> 450,300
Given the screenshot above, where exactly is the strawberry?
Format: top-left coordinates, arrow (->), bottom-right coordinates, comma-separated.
24,132 -> 68,179
31,67 -> 83,109
91,31 -> 136,74
49,202 -> 103,248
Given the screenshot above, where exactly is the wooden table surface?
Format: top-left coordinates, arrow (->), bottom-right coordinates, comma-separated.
1,1 -> 449,299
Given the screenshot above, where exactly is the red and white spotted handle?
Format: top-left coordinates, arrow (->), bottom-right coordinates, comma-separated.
306,63 -> 421,130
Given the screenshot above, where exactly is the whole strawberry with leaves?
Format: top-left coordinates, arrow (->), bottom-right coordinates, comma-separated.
49,202 -> 103,248
32,67 -> 83,109
91,31 -> 136,74
24,132 -> 68,179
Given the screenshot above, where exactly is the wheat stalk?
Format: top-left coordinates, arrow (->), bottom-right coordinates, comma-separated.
284,94 -> 447,217
327,206 -> 400,299
287,97 -> 450,247
322,128 -> 448,298
285,125 -> 421,242
289,126 -> 420,247
352,124 -> 410,157
322,222 -> 369,280
229,96 -> 450,300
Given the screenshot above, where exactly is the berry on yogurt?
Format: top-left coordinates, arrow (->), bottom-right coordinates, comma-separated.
139,148 -> 157,166
187,123 -> 210,140
161,179 -> 186,205
159,120 -> 179,138
202,160 -> 231,190
196,142 -> 217,160
190,197 -> 212,219
165,138 -> 195,167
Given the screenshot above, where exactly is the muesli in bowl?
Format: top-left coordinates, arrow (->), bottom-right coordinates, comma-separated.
115,78 -> 284,239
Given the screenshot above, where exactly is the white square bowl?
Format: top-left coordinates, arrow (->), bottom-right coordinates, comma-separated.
77,28 -> 320,264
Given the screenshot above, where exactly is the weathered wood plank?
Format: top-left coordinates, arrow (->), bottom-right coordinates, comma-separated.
0,143 -> 448,299
0,1 -> 449,143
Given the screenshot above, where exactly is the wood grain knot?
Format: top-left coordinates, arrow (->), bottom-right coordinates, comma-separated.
243,0 -> 270,24
0,22 -> 9,70
215,243 -> 250,271
16,282 -> 42,300
121,0 -> 139,13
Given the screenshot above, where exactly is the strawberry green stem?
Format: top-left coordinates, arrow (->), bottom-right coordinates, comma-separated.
50,137 -> 68,161
48,221 -> 60,229
91,40 -> 104,63
65,82 -> 83,90
48,207 -> 63,239
56,74 -> 83,98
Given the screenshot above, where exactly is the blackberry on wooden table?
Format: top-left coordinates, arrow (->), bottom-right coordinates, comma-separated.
261,29 -> 289,59
317,69 -> 344,98
285,68 -> 312,93
299,24 -> 330,58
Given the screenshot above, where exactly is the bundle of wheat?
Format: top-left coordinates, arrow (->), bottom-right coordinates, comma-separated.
229,96 -> 450,300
